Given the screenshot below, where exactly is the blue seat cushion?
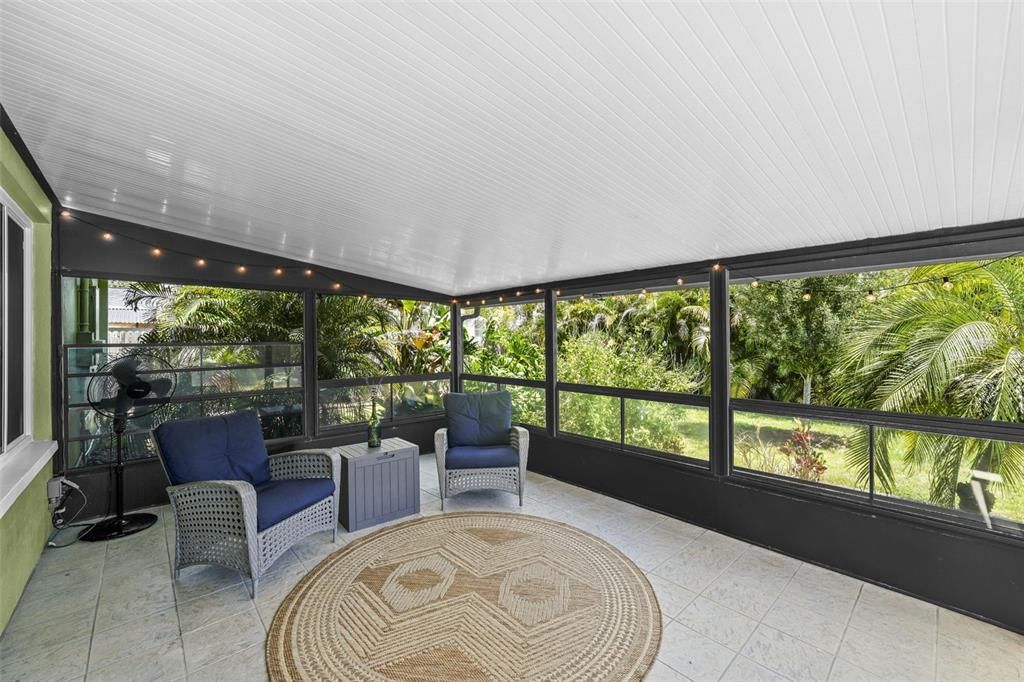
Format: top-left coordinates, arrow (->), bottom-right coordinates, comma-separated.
444,392 -> 512,446
445,445 -> 519,470
154,411 -> 271,487
255,479 -> 335,532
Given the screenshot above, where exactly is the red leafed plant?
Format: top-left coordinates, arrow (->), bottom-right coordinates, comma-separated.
782,420 -> 828,482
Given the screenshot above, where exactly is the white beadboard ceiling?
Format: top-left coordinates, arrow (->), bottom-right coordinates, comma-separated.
1,2 -> 1022,295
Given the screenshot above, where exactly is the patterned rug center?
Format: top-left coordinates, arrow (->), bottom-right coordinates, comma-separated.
267,513 -> 661,681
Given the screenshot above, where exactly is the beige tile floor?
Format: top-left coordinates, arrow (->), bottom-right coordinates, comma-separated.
2,453 -> 1021,681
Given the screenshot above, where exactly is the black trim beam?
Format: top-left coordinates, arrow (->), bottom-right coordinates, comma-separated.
59,211 -> 451,302
710,266 -> 731,477
457,217 -> 1024,301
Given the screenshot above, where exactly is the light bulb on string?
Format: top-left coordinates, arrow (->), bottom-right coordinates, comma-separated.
802,290 -> 812,302
676,277 -> 684,286
237,265 -> 247,274
751,279 -> 760,288
331,282 -> 342,290
196,258 -> 206,267
942,277 -> 954,290
865,290 -> 877,303
150,247 -> 162,257
101,232 -> 114,241
304,268 -> 314,277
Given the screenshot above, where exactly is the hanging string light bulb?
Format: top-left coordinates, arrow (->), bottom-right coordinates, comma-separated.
942,277 -> 954,290
865,290 -> 877,303
751,279 -> 760,288
802,290 -> 813,301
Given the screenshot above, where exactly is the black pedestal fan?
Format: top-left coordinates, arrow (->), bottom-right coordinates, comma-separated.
80,353 -> 176,542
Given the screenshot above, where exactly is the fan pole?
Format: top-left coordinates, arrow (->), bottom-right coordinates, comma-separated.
79,414 -> 158,541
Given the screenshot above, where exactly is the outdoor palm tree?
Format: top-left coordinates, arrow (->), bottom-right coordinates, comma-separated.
837,258 -> 1024,514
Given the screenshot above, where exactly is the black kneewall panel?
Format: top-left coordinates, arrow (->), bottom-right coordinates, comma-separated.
527,432 -> 1024,634
70,418 -> 443,520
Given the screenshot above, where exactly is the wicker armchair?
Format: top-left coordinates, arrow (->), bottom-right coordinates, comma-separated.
153,412 -> 340,598
434,392 -> 529,509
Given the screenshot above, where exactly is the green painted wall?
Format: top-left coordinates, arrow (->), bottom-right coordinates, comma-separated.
0,130 -> 55,632
0,466 -> 51,629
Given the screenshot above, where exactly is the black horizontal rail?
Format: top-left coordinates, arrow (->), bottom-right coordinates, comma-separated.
66,385 -> 303,412
558,382 -> 711,408
461,373 -> 546,389
732,398 -> 1024,442
66,362 -> 302,379
64,341 -> 302,349
316,372 -> 450,388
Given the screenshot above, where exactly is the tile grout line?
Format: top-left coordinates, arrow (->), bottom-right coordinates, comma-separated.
826,580 -> 865,681
82,541 -> 110,681
710,551 -> 802,682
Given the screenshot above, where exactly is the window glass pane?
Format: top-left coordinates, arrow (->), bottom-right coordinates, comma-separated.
558,391 -> 618,442
874,428 -> 1024,526
506,384 -> 545,429
62,278 -> 306,466
393,379 -> 449,418
318,385 -> 391,428
462,303 -> 545,381
316,295 -> 451,379
5,215 -> 25,445
625,400 -> 708,461
728,257 -> 1024,426
463,380 -> 498,393
557,289 -> 710,394
733,411 -> 869,492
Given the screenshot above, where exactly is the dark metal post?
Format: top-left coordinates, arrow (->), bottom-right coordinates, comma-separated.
710,267 -> 731,476
302,290 -> 318,440
868,425 -> 876,500
619,396 -> 625,447
450,303 -> 463,393
544,289 -> 558,437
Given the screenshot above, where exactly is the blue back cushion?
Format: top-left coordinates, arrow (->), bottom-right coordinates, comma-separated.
444,392 -> 512,446
154,411 -> 271,487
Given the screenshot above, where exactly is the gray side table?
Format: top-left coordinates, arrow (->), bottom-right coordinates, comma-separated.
334,438 -> 420,532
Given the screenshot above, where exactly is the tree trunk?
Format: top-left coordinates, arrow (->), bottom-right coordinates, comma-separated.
802,375 -> 812,404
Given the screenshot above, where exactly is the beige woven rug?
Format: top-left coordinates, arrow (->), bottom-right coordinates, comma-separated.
266,512 -> 661,681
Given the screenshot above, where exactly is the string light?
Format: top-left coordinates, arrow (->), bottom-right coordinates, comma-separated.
101,232 -> 114,241
331,282 -> 341,290
361,293 -> 368,300
481,299 -> 486,305
676,277 -> 684,285
465,300 -> 471,305
802,290 -> 813,301
304,268 -> 314,277
640,288 -> 648,296
535,288 -> 542,294
516,290 -> 522,297
236,265 -> 247,274
554,289 -> 561,296
451,298 -> 458,305
498,296 -> 504,302
942,277 -> 954,290
751,279 -> 760,288
273,267 -> 284,276
196,258 -> 206,267
150,247 -> 162,257
60,210 -> 71,217
712,263 -> 722,272
866,290 -> 877,303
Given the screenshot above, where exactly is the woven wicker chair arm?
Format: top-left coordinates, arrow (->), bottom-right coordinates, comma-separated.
269,449 -> 339,481
166,479 -> 258,547
510,426 -> 529,471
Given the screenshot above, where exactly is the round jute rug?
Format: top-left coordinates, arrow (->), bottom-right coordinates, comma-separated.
266,512 -> 661,681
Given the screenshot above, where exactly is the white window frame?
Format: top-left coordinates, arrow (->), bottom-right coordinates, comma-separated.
1,187 -> 34,456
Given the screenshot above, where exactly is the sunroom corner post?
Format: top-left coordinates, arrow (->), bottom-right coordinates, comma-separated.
450,302 -> 462,393
710,266 -> 731,477
544,288 -> 558,438
302,288 -> 318,440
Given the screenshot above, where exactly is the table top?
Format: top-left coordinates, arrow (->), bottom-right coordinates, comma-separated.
332,437 -> 418,461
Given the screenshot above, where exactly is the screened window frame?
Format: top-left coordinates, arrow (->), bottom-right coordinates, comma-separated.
0,190 -> 34,456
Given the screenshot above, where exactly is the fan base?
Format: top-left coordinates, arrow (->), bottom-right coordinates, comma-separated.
79,513 -> 158,542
